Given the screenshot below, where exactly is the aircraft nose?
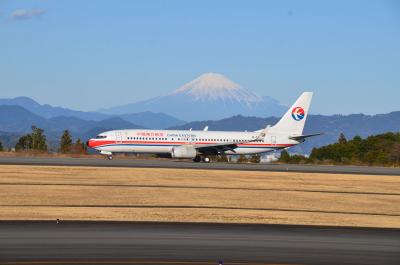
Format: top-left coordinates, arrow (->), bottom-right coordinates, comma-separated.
86,139 -> 93,148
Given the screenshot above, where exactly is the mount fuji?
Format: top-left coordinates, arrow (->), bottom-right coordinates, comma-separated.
100,73 -> 287,121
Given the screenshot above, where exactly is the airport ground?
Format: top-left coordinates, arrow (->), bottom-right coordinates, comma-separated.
0,158 -> 399,264
1,155 -> 400,175
0,164 -> 399,227
1,221 -> 399,265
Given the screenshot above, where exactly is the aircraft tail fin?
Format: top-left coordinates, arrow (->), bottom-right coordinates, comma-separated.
269,92 -> 313,135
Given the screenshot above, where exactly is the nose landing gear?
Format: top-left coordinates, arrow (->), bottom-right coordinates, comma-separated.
100,151 -> 113,160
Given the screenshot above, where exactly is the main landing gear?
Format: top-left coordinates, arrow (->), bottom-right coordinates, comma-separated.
193,156 -> 202,162
193,155 -> 210,163
107,155 -> 113,160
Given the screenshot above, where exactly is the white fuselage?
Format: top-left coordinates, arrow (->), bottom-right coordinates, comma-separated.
89,129 -> 297,155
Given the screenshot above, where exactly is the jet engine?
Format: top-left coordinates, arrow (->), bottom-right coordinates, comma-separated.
171,145 -> 197,159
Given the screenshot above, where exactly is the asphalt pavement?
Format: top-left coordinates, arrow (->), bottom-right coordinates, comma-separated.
0,222 -> 399,265
0,156 -> 399,175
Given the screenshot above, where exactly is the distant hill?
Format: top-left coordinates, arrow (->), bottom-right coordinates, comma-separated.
47,116 -> 95,133
0,97 -> 185,128
169,115 -> 279,131
99,73 -> 287,120
0,105 -> 48,133
79,117 -> 144,142
0,106 -> 143,149
119,111 -> 186,129
169,112 -> 400,154
0,96 -> 109,121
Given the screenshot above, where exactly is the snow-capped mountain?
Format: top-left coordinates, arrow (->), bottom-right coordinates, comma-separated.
100,73 -> 287,121
170,73 -> 262,104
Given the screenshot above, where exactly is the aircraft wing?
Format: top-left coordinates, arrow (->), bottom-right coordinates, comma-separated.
194,142 -> 239,155
193,128 -> 269,155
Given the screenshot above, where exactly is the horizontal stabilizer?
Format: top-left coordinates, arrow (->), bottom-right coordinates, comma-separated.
289,133 -> 322,142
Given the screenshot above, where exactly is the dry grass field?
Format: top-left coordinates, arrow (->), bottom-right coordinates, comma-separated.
0,165 -> 399,228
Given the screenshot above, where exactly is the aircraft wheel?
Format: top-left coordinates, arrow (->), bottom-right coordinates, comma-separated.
193,156 -> 202,163
203,157 -> 210,163
107,155 -> 113,160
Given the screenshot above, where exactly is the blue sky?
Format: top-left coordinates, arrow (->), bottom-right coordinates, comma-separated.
1,0 -> 399,115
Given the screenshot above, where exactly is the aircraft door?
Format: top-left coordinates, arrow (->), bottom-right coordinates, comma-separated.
190,134 -> 196,144
115,131 -> 123,144
271,136 -> 276,147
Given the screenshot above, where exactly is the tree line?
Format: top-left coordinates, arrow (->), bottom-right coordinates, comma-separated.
279,132 -> 400,166
10,126 -> 87,154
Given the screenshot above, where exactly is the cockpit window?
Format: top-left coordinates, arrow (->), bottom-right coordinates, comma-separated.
96,135 -> 107,139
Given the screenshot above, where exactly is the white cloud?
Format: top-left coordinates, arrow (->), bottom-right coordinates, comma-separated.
10,8 -> 46,20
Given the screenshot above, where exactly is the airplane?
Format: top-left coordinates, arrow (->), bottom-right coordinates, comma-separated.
87,92 -> 320,162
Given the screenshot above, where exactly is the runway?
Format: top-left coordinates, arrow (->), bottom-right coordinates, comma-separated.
0,222 -> 399,265
0,156 -> 399,175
